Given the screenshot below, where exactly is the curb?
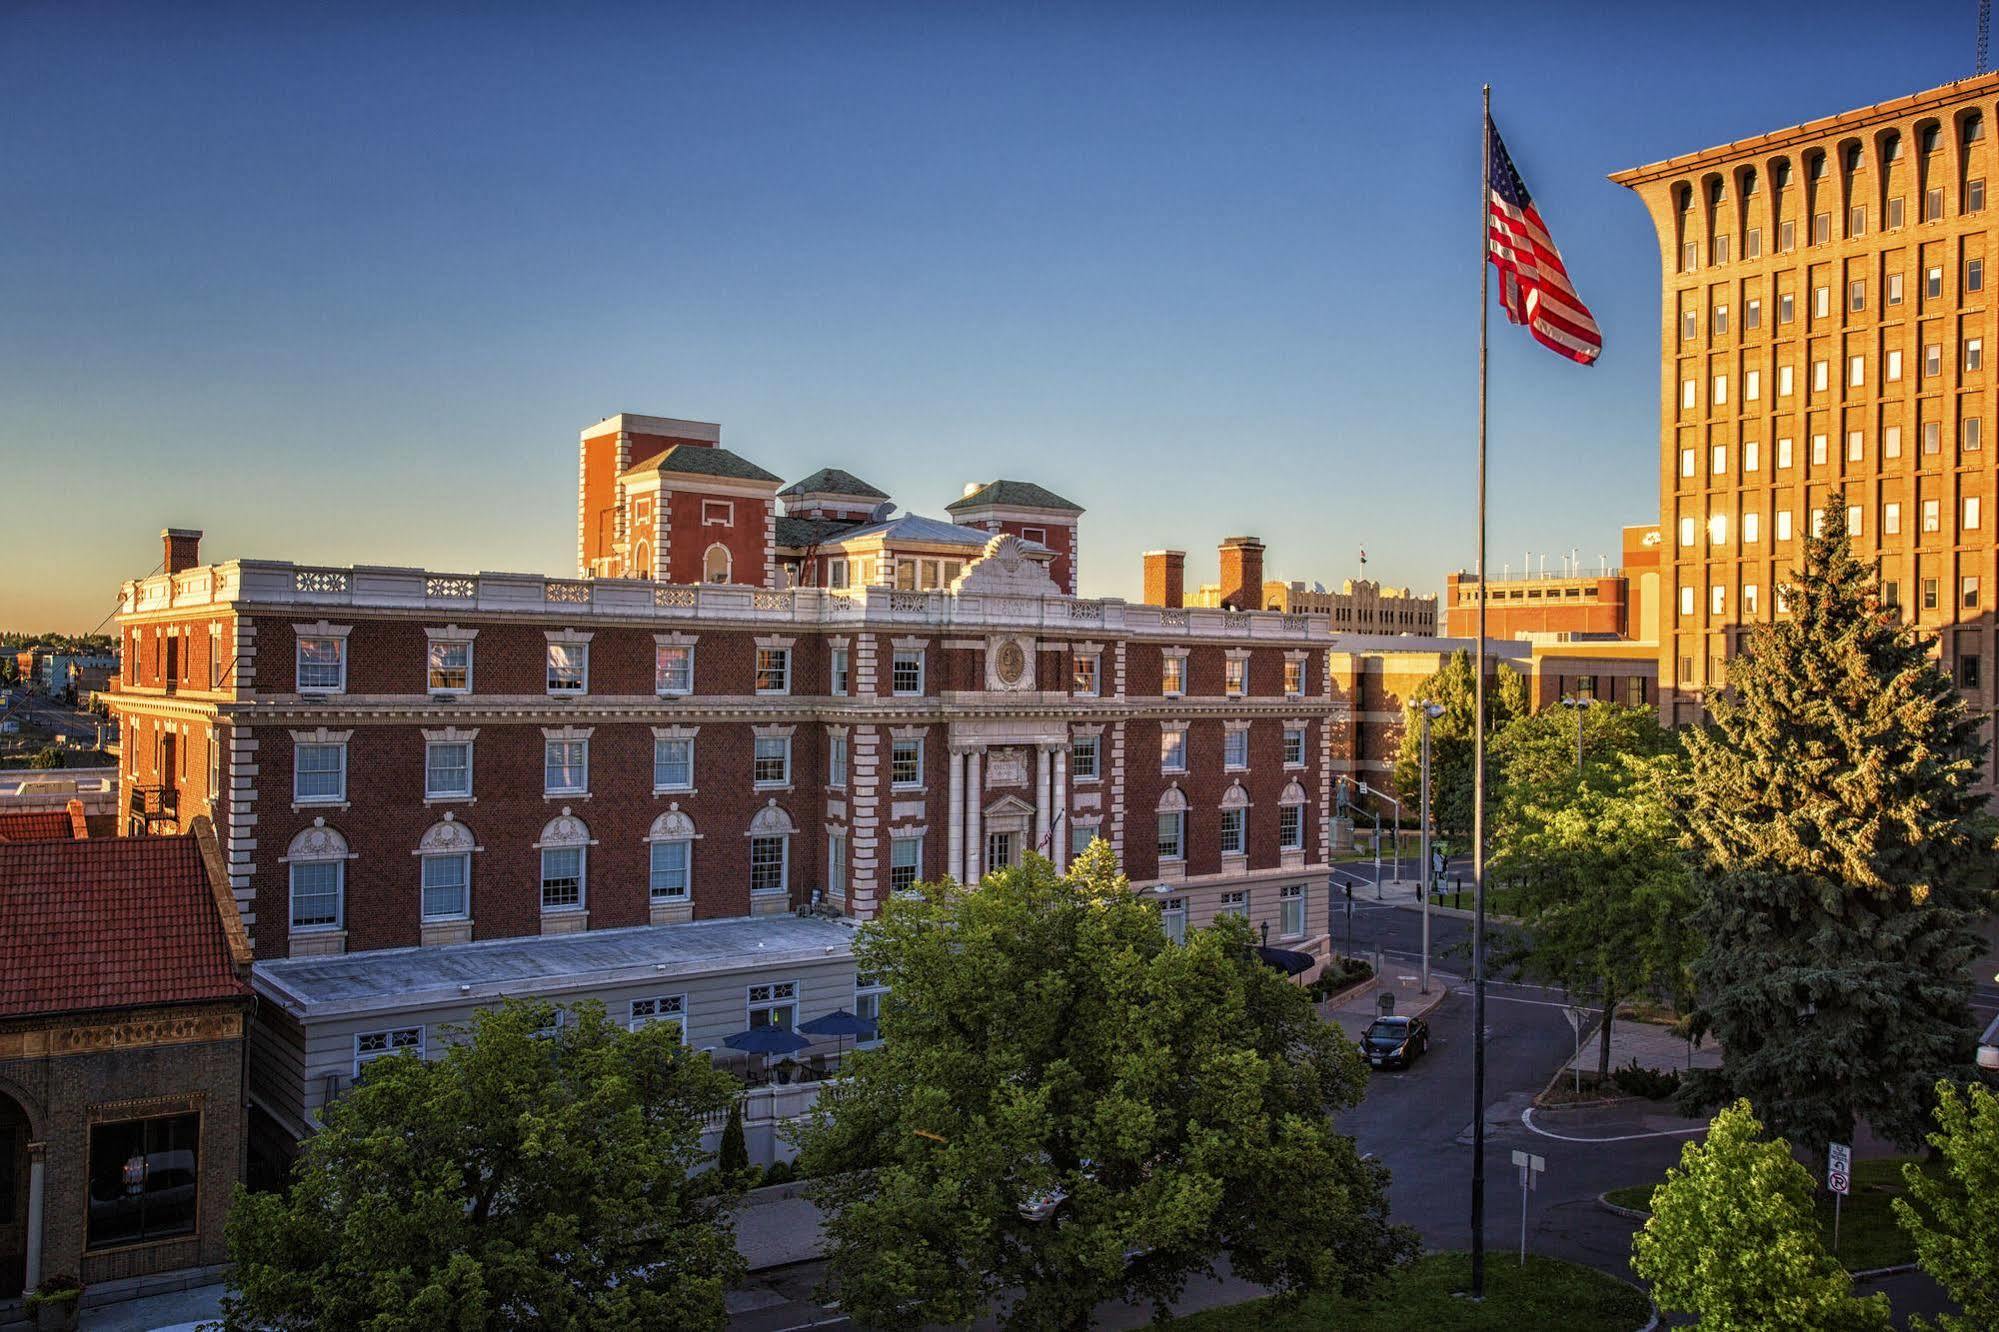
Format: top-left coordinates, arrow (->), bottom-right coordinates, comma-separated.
1591,1193 -> 1920,1283
1595,1190 -> 1654,1222
1386,897 -> 1524,926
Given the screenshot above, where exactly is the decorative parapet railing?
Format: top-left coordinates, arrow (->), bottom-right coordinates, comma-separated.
120,562 -> 1337,643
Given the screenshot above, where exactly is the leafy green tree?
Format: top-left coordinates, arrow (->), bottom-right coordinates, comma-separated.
1631,1099 -> 1891,1331
1893,1080 -> 1999,1331
1491,737 -> 1697,1081
1678,494 -> 1995,1159
223,998 -> 744,1331
1389,648 -> 1527,838
796,842 -> 1412,1330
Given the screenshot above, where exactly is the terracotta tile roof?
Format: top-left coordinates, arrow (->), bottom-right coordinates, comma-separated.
0,833 -> 249,1019
0,811 -> 76,843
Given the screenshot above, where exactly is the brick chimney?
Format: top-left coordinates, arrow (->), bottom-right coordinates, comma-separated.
162,528 -> 203,575
1143,550 -> 1186,609
1217,536 -> 1265,610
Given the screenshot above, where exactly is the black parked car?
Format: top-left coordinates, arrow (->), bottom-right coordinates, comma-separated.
1360,1015 -> 1429,1069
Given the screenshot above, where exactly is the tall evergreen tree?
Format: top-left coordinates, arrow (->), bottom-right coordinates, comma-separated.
1678,490 -> 1995,1158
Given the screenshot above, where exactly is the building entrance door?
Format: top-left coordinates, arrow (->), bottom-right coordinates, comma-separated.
0,1093 -> 27,1299
985,831 -> 1017,876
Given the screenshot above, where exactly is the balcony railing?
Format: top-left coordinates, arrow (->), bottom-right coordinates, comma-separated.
128,784 -> 177,821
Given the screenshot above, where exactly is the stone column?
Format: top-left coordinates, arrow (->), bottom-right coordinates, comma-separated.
964,748 -> 983,883
1052,742 -> 1069,871
1033,744 -> 1050,859
25,1140 -> 45,1291
946,748 -> 965,885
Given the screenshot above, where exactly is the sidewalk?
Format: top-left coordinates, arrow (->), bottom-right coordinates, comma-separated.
1562,1014 -> 1720,1078
1323,960 -> 1454,1041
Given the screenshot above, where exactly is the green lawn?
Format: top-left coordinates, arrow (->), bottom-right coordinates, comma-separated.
1605,1156 -> 1948,1272
1429,884 -> 1526,917
1168,1253 -> 1650,1331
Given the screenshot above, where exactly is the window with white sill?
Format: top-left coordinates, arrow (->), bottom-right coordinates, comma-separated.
294,741 -> 346,803
1223,728 -> 1249,769
890,737 -> 923,788
891,650 -> 924,696
421,851 -> 469,921
1280,883 -> 1306,939
540,845 -> 585,912
297,636 -> 346,692
1073,653 -> 1101,696
424,741 -> 471,800
426,640 -> 471,693
1070,732 -> 1099,780
629,994 -> 686,1036
890,834 -> 922,893
753,736 -> 791,787
544,739 -> 588,795
546,643 -> 587,694
653,737 -> 693,792
748,981 -> 797,1030
1283,727 -> 1306,766
828,732 -> 848,787
1160,726 -> 1187,772
655,644 -> 694,695
755,647 -> 790,694
1224,658 -> 1246,696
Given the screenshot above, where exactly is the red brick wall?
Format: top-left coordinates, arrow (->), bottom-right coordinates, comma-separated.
663,489 -> 771,587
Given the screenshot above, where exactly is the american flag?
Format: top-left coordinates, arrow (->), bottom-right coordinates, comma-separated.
1487,117 -> 1602,365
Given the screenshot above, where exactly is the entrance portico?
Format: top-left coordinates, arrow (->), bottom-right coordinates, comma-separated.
945,722 -> 1071,883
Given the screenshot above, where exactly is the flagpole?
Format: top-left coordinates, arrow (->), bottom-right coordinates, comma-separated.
1470,82 -> 1491,1301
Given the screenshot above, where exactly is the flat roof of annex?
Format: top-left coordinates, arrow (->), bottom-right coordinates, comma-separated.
119,557 -> 1337,645
1609,70 -> 1999,187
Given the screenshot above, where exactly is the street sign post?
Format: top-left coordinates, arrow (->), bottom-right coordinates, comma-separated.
1828,1142 -> 1851,1251
1510,1149 -> 1545,1265
1560,1006 -> 1590,1095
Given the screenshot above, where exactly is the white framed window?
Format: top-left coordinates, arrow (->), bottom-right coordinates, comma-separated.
1223,727 -> 1249,769
649,839 -> 690,902
1744,440 -> 1760,471
755,647 -> 791,694
1223,657 -> 1247,696
1812,360 -> 1829,392
748,804 -> 794,896
1889,271 -> 1904,304
890,736 -> 923,788
426,639 -> 471,693
653,736 -> 693,792
1711,444 -> 1727,475
1744,512 -> 1761,543
1678,516 -> 1696,547
654,644 -> 694,695
1779,289 -> 1794,321
828,732 -> 848,787
1073,653 -> 1101,696
540,845 -> 585,912
1886,502 -> 1903,534
1972,258 -> 1987,293
1713,374 -> 1728,405
1969,339 -> 1985,372
1779,364 -> 1794,397
544,738 -> 588,795
1161,725 -> 1187,772
1967,496 -> 1984,531
1887,426 -> 1903,458
1157,809 -> 1185,860
1924,499 -> 1941,532
890,834 -> 922,893
747,981 -> 798,1030
1283,659 -> 1305,696
830,647 -> 850,695
1928,265 -> 1945,298
1812,433 -> 1828,465
1814,284 -> 1830,317
546,642 -> 588,694
1746,296 -> 1762,327
827,557 -> 849,589
1967,418 -> 1984,452
1071,819 -> 1098,858
1745,369 -> 1761,401
1678,586 -> 1695,617
421,850 -> 470,921
294,741 -> 346,803
753,735 -> 792,787
629,994 -> 686,1036
1071,732 -> 1100,780
1888,349 -> 1903,381
1280,883 -> 1306,938
289,859 -> 343,931
1848,430 -> 1865,461
703,543 -> 732,583
1811,508 -> 1825,537
1161,653 -> 1186,696
1680,379 -> 1696,410
1927,344 -> 1943,377
827,831 -> 847,901
1926,421 -> 1943,454
853,972 -> 886,1045
1713,304 -> 1729,334
1159,896 -> 1187,944
1849,278 -> 1866,310
1682,308 -> 1698,341
1680,448 -> 1696,478
1283,726 -> 1306,766
354,1028 -> 421,1077
1218,890 -> 1248,918
1279,804 -> 1303,851
1849,355 -> 1865,387
424,741 -> 471,800
296,635 -> 346,693
1219,805 -> 1246,855
891,649 -> 925,696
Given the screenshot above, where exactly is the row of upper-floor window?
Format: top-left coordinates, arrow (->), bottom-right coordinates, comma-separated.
1677,422 -> 1991,480
289,719 -> 1303,808
1681,260 -> 1985,342
1679,181 -> 1987,272
1155,787 -> 1312,862
1678,342 -> 1987,413
285,634 -> 1308,700
1678,569 -> 1984,623
1675,495 -> 1984,550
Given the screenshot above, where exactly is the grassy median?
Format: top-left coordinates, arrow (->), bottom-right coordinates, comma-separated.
1605,1155 -> 1948,1272
1167,1252 -> 1650,1330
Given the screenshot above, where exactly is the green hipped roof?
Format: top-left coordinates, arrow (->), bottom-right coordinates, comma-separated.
774,516 -> 863,549
624,444 -> 782,485
779,467 -> 889,499
945,479 -> 1083,513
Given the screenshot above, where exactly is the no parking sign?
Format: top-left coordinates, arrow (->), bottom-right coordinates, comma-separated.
1827,1142 -> 1851,1196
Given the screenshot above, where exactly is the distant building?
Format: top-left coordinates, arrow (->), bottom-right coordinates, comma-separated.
1169,538 -> 1439,632
1445,525 -> 1663,642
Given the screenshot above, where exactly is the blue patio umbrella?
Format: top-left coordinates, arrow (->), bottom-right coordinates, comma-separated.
723,1025 -> 812,1082
798,1009 -> 879,1065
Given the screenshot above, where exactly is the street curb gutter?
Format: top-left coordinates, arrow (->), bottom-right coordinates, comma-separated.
1591,1193 -> 1921,1283
1595,1190 -> 1653,1223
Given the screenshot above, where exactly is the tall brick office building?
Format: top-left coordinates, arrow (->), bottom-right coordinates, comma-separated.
1614,73 -> 1999,758
110,415 -> 1346,1152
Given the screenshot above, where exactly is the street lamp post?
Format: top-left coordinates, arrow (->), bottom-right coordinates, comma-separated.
1358,782 -> 1405,904
1416,702 -> 1445,994
1559,694 -> 1595,777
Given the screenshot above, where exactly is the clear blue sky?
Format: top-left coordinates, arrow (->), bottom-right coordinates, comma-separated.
0,1 -> 1977,630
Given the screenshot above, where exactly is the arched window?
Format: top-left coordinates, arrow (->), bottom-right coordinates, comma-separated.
284,820 -> 350,933
646,807 -> 699,905
1219,782 -> 1249,857
747,802 -> 794,897
535,810 -> 592,915
1157,785 -> 1188,862
1279,781 -> 1309,852
703,543 -> 732,584
416,816 -> 476,921
632,541 -> 651,579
